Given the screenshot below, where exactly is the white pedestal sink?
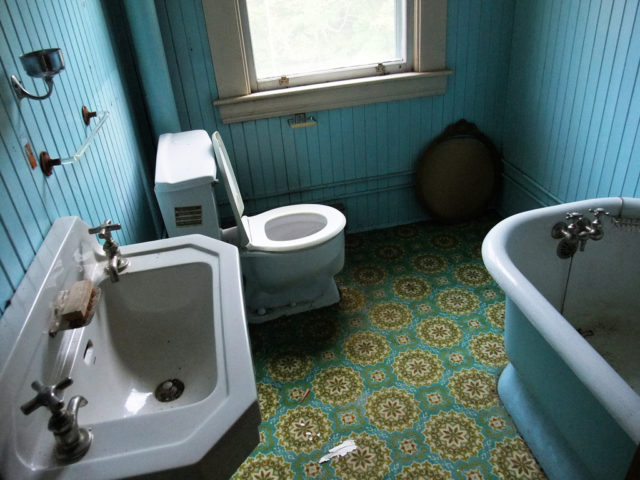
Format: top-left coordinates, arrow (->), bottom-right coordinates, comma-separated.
0,217 -> 259,479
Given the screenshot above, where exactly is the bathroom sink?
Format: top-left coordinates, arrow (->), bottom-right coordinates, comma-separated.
0,217 -> 259,479
80,262 -> 218,422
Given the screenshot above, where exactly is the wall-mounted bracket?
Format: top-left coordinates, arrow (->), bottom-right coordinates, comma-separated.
82,105 -> 97,125
288,113 -> 317,129
11,48 -> 65,101
39,151 -> 61,176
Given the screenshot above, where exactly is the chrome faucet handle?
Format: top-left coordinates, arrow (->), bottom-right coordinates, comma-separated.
89,220 -> 128,281
21,377 -> 93,462
588,207 -> 610,221
588,208 -> 609,242
20,377 -> 73,415
88,219 -> 121,242
565,212 -> 583,221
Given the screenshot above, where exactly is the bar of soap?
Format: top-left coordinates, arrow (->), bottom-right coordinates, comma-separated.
61,280 -> 95,327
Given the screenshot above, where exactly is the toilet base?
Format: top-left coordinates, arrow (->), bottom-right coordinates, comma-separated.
245,277 -> 340,323
232,231 -> 345,323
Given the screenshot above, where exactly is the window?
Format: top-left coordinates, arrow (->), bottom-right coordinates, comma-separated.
243,0 -> 412,90
202,0 -> 450,123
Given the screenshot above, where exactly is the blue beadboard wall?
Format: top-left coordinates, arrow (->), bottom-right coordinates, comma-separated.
10,0 -> 638,315
155,0 -> 515,231
0,0 -> 161,314
502,0 -> 640,215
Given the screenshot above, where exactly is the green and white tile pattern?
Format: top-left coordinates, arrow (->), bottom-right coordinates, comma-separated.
232,217 -> 546,480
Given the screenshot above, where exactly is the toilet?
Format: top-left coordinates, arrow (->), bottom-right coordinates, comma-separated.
154,130 -> 346,323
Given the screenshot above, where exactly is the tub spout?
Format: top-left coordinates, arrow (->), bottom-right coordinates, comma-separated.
551,209 -> 608,258
557,238 -> 578,259
577,230 -> 589,251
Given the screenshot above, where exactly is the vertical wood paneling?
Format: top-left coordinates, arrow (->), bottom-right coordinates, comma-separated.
558,0 -> 602,198
589,0 -> 640,197
267,118 -> 288,196
613,65 -> 640,196
0,0 -> 161,314
280,119 -> 300,204
539,0 -> 576,190
576,0 -> 627,201
0,217 -> 23,290
305,118 -> 323,202
504,0 -> 640,215
156,0 -> 515,231
549,1 -> 589,195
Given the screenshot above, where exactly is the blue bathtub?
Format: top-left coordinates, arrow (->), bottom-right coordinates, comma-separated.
482,197 -> 640,480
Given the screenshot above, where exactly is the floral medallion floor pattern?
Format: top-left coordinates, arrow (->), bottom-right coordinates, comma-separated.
232,216 -> 546,480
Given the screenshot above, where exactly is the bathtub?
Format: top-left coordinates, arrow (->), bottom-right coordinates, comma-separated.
482,197 -> 640,480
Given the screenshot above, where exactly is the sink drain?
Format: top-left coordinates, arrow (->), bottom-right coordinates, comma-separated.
155,378 -> 185,402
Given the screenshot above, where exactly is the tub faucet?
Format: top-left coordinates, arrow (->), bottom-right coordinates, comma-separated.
551,208 -> 609,258
89,220 -> 129,282
20,377 -> 92,463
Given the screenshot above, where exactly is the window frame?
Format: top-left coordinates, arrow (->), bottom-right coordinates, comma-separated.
241,0 -> 413,91
202,0 -> 451,124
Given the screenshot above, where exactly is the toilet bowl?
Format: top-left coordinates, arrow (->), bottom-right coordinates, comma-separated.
154,130 -> 346,322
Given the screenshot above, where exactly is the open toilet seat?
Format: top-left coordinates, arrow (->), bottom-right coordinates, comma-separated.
155,129 -> 347,322
243,204 -> 345,252
212,131 -> 346,253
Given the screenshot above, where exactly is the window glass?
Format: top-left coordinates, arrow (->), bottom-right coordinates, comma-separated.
244,0 -> 406,82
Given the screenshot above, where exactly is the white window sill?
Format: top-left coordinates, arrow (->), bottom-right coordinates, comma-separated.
214,70 -> 452,124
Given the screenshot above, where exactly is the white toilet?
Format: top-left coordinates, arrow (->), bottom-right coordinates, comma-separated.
154,130 -> 346,323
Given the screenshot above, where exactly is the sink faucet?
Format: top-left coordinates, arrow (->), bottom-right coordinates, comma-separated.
551,208 -> 609,258
89,220 -> 129,282
20,377 -> 92,463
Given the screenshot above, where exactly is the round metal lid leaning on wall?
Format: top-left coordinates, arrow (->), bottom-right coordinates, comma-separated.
416,119 -> 501,222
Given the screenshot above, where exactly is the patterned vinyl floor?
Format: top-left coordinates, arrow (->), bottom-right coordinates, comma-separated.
231,217 -> 547,480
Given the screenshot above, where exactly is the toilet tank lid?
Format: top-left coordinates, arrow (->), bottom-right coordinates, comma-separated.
155,130 -> 217,192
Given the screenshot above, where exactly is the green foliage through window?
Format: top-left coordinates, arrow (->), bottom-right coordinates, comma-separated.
245,0 -> 404,80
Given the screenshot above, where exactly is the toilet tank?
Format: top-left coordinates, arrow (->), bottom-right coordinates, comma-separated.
154,130 -> 221,239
